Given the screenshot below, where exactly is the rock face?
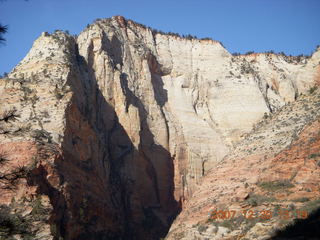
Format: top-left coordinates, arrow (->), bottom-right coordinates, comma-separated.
0,16 -> 319,239
166,90 -> 320,240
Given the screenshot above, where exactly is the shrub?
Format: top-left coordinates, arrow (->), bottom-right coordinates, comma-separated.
257,180 -> 294,191
300,198 -> 320,213
0,72 -> 8,78
246,194 -> 276,206
197,224 -> 207,233
40,110 -> 50,118
266,50 -> 275,54
54,87 -> 64,100
247,198 -> 258,207
21,86 -> 33,95
165,31 -> 179,37
0,108 -> 19,122
201,37 -> 213,41
308,153 -> 320,159
0,152 -> 9,166
273,205 -> 281,216
220,219 -> 233,229
31,129 -> 52,143
245,51 -> 254,55
184,34 -> 196,40
30,198 -> 48,221
309,86 -> 318,94
0,205 -> 32,237
215,215 -> 252,232
0,165 -> 28,189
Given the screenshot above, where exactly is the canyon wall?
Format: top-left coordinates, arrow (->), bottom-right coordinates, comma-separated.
166,89 -> 320,239
0,16 -> 319,239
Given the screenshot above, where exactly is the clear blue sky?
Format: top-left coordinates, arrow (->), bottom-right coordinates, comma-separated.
1,0 -> 320,74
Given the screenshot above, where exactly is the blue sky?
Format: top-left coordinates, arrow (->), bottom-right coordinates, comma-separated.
1,0 -> 320,74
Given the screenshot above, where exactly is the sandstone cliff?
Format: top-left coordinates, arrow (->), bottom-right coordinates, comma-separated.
0,16 -> 319,239
166,89 -> 320,239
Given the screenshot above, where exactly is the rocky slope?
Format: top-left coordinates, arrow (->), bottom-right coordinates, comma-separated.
0,16 -> 319,239
166,89 -> 320,239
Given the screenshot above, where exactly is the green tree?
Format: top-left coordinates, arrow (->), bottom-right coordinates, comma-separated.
0,24 -> 7,43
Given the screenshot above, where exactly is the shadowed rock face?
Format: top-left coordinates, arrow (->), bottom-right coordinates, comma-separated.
0,16 -> 319,239
1,30 -> 179,239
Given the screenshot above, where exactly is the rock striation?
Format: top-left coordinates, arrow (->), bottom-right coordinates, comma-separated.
166,89 -> 320,239
0,16 -> 319,239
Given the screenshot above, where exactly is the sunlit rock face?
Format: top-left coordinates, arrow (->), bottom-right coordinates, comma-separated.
166,90 -> 320,240
0,16 -> 319,239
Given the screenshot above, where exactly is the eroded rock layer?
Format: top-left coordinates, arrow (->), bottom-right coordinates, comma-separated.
166,89 -> 320,240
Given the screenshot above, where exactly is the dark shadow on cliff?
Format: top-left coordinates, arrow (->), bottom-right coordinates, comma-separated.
101,31 -> 123,68
147,53 -> 168,107
52,38 -> 180,240
26,152 -> 69,239
120,71 -> 180,237
269,208 -> 320,239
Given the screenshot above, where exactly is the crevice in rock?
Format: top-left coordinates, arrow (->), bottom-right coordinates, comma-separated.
26,143 -> 68,240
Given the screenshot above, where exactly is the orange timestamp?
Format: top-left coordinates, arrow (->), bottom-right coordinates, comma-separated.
209,209 -> 308,220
